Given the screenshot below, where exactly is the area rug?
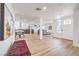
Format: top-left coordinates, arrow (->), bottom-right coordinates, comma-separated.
8,40 -> 31,56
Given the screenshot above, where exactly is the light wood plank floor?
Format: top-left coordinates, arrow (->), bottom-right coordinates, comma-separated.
16,34 -> 79,56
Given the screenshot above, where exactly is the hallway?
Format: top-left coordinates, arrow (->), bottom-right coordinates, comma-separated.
16,34 -> 79,56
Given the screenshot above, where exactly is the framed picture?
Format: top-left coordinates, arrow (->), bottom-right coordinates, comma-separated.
4,4 -> 14,39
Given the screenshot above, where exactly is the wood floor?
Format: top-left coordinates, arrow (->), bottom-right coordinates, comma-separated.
16,34 -> 79,56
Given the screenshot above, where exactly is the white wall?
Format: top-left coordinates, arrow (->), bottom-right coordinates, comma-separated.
61,16 -> 73,40
52,15 -> 73,40
73,4 -> 79,47
0,3 -> 15,55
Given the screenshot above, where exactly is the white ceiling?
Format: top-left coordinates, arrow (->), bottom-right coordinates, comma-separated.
12,3 -> 77,23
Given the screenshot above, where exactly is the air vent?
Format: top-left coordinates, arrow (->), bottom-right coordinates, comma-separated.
36,7 -> 42,11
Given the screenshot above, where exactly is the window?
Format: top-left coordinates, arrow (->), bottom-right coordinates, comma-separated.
15,22 -> 21,29
15,22 -> 29,29
21,23 -> 29,29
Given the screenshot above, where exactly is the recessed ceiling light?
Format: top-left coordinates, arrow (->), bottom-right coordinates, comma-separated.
43,7 -> 47,10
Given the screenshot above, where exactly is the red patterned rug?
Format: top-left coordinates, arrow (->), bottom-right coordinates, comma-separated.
8,40 -> 31,56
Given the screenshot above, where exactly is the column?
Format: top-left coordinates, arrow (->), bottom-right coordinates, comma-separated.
40,17 -> 43,39
30,24 -> 31,35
